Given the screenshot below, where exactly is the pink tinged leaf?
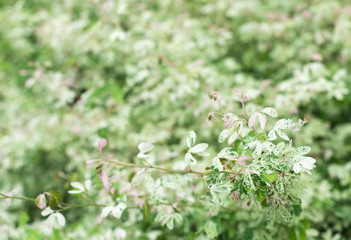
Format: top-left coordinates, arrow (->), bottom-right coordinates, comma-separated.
244,95 -> 248,100
5,188 -> 18,206
234,192 -> 239,202
110,187 -> 116,195
98,139 -> 107,151
96,215 -> 103,225
248,112 -> 258,128
237,161 -> 246,166
238,156 -> 250,161
262,107 -> 278,118
99,170 -> 112,192
257,112 -> 267,130
36,194 -> 47,209
119,185 -> 128,194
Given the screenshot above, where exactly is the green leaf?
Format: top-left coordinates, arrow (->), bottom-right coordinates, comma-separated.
255,184 -> 266,201
97,127 -> 109,138
46,190 -> 62,209
143,201 -> 150,223
18,212 -> 29,227
289,227 -> 297,240
260,170 -> 279,183
204,220 -> 219,238
278,205 -> 294,225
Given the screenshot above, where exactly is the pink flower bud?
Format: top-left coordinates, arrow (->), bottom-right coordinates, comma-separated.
98,139 -> 107,151
36,194 -> 47,209
244,95 -> 248,100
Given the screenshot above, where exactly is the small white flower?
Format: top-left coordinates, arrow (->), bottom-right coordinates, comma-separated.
101,202 -> 127,219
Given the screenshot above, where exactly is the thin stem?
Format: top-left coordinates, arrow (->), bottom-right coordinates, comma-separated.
0,193 -> 35,202
103,158 -> 234,176
252,126 -> 264,143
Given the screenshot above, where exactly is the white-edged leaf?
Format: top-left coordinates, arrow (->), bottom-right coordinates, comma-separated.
166,217 -> 174,230
190,143 -> 208,153
276,129 -> 289,141
297,146 -> 311,155
274,119 -> 295,130
253,143 -> 264,157
262,107 -> 278,118
211,183 -> 231,193
173,213 -> 183,225
228,132 -> 238,145
212,157 -> 223,171
68,182 -> 85,194
55,213 -> 66,226
277,142 -> 285,150
248,112 -> 258,128
257,112 -> 267,130
218,128 -> 231,143
44,214 -> 55,228
196,151 -> 210,157
84,180 -> 92,191
293,163 -> 301,173
217,147 -> 238,160
263,142 -> 280,155
237,121 -> 243,134
71,182 -> 84,190
138,142 -> 154,153
185,153 -> 197,166
268,130 -> 277,141
41,207 -> 54,217
186,131 -> 196,148
101,206 -> 114,218
211,191 -> 224,205
112,202 -> 127,219
300,157 -> 316,170
68,189 -> 84,194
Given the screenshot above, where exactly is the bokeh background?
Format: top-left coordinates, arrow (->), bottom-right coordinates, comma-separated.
0,0 -> 351,239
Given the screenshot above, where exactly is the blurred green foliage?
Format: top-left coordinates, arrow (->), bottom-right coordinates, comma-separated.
0,0 -> 351,239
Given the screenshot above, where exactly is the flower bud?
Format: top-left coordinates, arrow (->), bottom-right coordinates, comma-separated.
35,194 -> 47,209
